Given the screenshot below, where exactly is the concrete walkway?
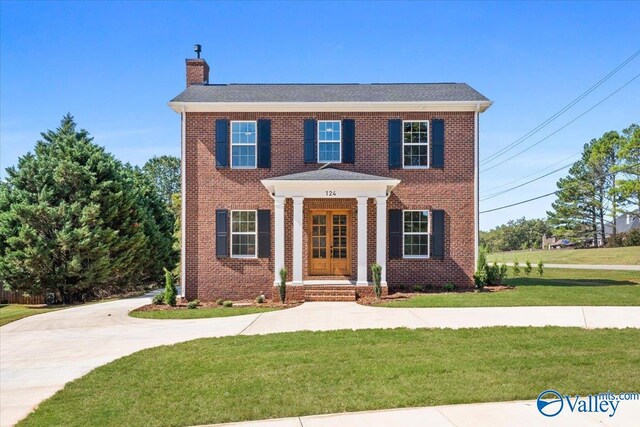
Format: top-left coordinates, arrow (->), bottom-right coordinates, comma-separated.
203,399 -> 640,427
2,296 -> 640,426
503,263 -> 640,271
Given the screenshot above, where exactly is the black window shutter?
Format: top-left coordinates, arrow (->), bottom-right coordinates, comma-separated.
342,119 -> 355,163
257,210 -> 271,258
257,119 -> 271,168
431,119 -> 445,168
215,119 -> 229,168
304,119 -> 317,163
431,210 -> 445,259
388,119 -> 402,169
215,209 -> 229,258
389,209 -> 403,259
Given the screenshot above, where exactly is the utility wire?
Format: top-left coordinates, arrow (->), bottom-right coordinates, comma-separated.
481,73 -> 640,173
480,165 -> 639,214
480,48 -> 640,165
481,162 -> 574,201
480,151 -> 580,195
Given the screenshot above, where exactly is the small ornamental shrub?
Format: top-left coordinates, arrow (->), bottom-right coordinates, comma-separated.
216,298 -> 224,306
152,291 -> 165,305
255,295 -> 265,304
163,268 -> 177,307
473,271 -> 486,289
278,267 -> 287,303
371,263 -> 382,298
187,299 -> 199,309
485,262 -> 499,285
524,260 -> 532,276
512,259 -> 521,276
498,263 -> 508,283
412,284 -> 423,293
537,261 -> 544,277
223,300 -> 233,307
474,246 -> 489,287
443,283 -> 455,292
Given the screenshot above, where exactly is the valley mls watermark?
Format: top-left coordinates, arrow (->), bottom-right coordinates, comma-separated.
536,389 -> 639,418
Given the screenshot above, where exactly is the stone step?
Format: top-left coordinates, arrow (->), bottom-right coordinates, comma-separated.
304,287 -> 356,302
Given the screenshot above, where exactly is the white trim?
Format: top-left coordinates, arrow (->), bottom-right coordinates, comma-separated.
356,196 -> 368,285
292,197 -> 304,284
230,120 -> 257,169
261,179 -> 400,199
230,210 -> 258,258
273,196 -> 285,285
317,120 -> 342,163
402,120 -> 430,169
169,100 -> 493,113
474,106 -> 480,269
375,196 -> 388,285
180,108 -> 186,298
402,210 -> 431,259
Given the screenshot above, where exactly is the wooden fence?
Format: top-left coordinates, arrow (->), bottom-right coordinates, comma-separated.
0,289 -> 45,305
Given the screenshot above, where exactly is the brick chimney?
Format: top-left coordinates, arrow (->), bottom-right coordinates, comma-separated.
186,58 -> 209,87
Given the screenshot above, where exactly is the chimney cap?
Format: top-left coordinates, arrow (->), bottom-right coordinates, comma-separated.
194,44 -> 202,59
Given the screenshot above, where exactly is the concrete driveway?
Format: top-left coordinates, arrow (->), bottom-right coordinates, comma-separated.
2,295 -> 640,426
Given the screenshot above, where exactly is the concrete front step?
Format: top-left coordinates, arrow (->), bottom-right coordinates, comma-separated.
304,287 -> 357,302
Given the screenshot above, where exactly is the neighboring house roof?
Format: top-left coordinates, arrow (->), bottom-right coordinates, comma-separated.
266,167 -> 392,181
170,83 -> 490,104
604,213 -> 640,236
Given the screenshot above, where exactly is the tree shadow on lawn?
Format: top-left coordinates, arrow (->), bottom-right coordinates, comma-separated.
505,277 -> 640,287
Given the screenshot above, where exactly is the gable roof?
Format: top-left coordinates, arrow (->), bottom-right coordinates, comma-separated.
265,167 -> 393,182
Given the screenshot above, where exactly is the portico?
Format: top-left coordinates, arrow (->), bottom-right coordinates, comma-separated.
261,168 -> 400,288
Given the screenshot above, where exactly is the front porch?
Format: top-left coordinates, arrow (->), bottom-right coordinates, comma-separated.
262,168 -> 400,294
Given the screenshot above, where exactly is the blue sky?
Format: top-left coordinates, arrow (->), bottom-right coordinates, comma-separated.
1,1 -> 638,230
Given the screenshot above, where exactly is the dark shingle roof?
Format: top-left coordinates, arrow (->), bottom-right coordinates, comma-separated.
170,83 -> 489,103
266,167 -> 393,181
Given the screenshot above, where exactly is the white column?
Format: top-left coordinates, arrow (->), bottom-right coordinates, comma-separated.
273,196 -> 285,285
356,197 -> 368,285
292,196 -> 304,285
180,108 -> 186,298
375,196 -> 388,286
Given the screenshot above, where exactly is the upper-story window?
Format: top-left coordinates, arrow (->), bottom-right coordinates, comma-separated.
403,210 -> 430,258
318,120 -> 341,163
231,121 -> 257,168
403,121 -> 429,168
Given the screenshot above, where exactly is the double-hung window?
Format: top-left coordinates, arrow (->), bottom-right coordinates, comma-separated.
231,210 -> 257,257
231,121 -> 257,168
318,120 -> 341,163
403,121 -> 429,168
403,210 -> 430,258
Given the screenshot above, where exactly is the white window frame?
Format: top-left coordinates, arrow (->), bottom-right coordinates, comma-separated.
230,209 -> 258,258
402,120 -> 430,169
402,210 -> 431,259
230,120 -> 257,169
317,120 -> 342,163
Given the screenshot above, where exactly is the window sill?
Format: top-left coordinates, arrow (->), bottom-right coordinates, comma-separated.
402,255 -> 431,259
402,166 -> 430,170
230,255 -> 258,259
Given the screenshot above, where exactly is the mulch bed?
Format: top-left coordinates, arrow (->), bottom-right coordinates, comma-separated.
134,299 -> 300,312
358,286 -> 516,305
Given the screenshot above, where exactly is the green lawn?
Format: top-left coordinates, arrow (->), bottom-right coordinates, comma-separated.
129,306 -> 278,319
486,246 -> 640,265
380,268 -> 640,308
19,327 -> 640,427
0,304 -> 61,327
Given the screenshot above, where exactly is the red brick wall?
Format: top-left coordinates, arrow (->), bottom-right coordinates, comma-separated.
184,111 -> 475,301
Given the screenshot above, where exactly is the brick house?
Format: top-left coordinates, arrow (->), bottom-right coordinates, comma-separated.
169,54 -> 492,302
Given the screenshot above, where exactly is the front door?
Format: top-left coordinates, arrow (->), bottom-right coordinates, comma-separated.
309,210 -> 350,276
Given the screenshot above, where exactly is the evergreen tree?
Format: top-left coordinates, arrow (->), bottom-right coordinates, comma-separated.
614,124 -> 640,213
142,156 -> 180,206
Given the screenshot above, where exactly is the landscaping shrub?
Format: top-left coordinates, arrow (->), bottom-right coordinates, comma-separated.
537,261 -> 544,277
223,300 -> 233,307
474,246 -> 489,288
443,283 -> 455,292
163,268 -> 176,307
512,259 -> 521,276
278,267 -> 287,303
216,298 -> 224,306
524,260 -> 532,276
255,295 -> 265,304
371,263 -> 382,298
152,291 -> 165,305
498,263 -> 508,283
473,271 -> 486,289
412,284 -> 423,293
187,299 -> 199,309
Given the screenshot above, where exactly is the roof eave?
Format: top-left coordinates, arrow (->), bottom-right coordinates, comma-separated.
168,100 -> 493,113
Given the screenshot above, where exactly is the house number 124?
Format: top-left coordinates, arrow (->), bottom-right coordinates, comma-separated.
325,190 -> 337,196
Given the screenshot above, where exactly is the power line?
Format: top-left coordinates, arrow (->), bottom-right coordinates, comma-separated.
480,151 -> 580,195
481,73 -> 640,173
480,48 -> 640,165
480,165 -> 639,214
480,162 -> 574,201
